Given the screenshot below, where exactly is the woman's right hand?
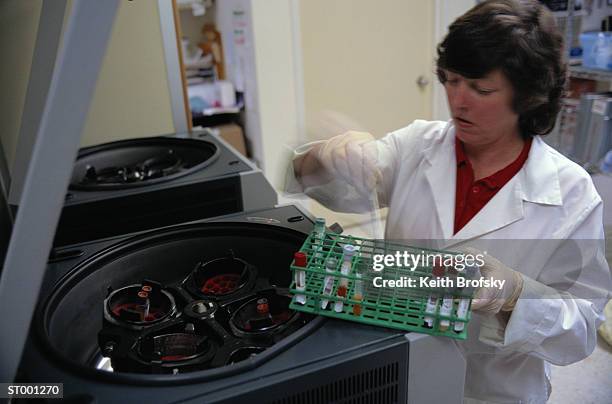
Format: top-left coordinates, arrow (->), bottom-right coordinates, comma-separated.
315,131 -> 382,195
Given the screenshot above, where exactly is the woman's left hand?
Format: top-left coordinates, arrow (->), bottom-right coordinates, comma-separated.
471,252 -> 524,314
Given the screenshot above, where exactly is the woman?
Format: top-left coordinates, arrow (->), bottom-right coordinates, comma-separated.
293,1 -> 611,402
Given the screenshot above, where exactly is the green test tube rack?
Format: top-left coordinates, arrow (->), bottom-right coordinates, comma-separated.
288,230 -> 478,340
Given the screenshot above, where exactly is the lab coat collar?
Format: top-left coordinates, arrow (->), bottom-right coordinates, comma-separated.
422,123 -> 562,245
518,136 -> 563,206
422,122 -> 456,240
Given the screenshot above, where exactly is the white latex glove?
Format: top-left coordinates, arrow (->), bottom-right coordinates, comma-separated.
316,131 -> 382,195
471,251 -> 524,314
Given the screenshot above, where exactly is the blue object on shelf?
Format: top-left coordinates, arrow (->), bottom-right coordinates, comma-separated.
580,32 -> 612,71
600,150 -> 612,173
189,96 -> 209,112
570,47 -> 583,57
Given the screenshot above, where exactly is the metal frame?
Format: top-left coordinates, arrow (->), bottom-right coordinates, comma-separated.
8,0 -> 69,206
289,0 -> 306,144
569,65 -> 612,81
0,0 -> 119,383
158,0 -> 189,134
0,140 -> 11,206
0,140 -> 13,265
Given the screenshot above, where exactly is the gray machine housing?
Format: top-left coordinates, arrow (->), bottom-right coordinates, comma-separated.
19,205 -> 466,404
53,130 -> 277,246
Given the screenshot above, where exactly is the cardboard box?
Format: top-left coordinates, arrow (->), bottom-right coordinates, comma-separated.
215,123 -> 247,157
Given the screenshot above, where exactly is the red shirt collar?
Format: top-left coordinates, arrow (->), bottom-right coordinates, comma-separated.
454,136 -> 532,189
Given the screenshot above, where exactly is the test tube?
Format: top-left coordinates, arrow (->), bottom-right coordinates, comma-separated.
424,264 -> 445,328
453,299 -> 470,332
438,262 -> 456,332
438,294 -> 454,332
294,251 -> 308,305
313,218 -> 326,262
334,244 -> 356,313
352,273 -> 363,315
423,295 -> 438,328
321,257 -> 337,309
454,264 -> 478,332
138,289 -> 150,321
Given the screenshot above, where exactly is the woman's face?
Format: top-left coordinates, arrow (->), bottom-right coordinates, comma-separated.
443,69 -> 521,147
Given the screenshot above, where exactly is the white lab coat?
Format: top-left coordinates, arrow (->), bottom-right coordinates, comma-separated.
299,120 -> 612,403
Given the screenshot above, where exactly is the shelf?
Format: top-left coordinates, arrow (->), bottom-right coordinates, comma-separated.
551,9 -> 586,18
176,0 -> 207,15
569,65 -> 612,81
176,0 -> 193,11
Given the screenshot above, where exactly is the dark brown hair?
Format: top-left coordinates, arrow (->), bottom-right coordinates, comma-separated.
436,0 -> 566,137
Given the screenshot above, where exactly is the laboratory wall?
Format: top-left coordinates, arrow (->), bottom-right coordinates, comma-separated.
298,0 -> 435,139
0,0 -> 176,179
0,0 -> 42,171
249,0 -> 301,188
78,0 -> 175,147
